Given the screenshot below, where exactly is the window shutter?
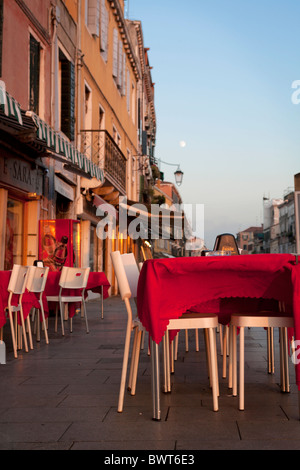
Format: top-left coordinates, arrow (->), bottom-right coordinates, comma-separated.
29,34 -> 40,114
88,0 -> 100,37
61,60 -> 75,142
113,28 -> 118,78
100,0 -> 108,60
121,52 -> 126,96
127,69 -> 130,112
117,39 -> 123,89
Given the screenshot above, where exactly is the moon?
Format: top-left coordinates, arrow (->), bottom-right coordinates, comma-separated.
179,140 -> 186,148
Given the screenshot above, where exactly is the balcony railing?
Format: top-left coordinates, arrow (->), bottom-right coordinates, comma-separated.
80,129 -> 126,194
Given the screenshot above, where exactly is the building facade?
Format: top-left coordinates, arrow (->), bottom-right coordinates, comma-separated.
0,0 -> 156,290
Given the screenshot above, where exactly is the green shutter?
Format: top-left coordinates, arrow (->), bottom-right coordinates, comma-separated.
60,59 -> 75,142
29,35 -> 40,114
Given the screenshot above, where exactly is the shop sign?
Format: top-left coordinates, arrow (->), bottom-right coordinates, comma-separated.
0,155 -> 42,194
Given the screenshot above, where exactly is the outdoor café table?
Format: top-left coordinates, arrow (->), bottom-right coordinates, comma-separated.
137,253 -> 300,421
0,270 -> 110,331
0,270 -> 48,328
45,271 -> 110,319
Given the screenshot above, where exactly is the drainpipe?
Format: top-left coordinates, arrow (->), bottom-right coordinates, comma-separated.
75,0 -> 82,218
49,4 -> 60,219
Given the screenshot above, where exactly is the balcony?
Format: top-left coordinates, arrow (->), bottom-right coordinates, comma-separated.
80,129 -> 126,195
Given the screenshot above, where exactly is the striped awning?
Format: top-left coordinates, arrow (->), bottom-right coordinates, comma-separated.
0,81 -> 23,125
26,111 -> 104,183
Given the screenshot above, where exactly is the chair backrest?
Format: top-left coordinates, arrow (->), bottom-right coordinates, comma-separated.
59,266 -> 90,290
26,266 -> 49,293
7,265 -> 29,295
111,251 -> 138,300
121,253 -> 140,299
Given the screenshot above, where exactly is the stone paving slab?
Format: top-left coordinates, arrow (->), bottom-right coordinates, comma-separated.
0,295 -> 299,451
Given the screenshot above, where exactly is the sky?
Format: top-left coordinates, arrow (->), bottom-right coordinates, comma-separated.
126,0 -> 300,249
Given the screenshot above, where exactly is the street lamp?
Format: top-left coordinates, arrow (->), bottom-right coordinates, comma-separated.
157,159 -> 184,186
174,167 -> 184,186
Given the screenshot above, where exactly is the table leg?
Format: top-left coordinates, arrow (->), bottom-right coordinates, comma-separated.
151,338 -> 161,421
101,286 -> 104,320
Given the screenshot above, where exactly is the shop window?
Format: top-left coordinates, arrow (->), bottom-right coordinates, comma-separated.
5,199 -> 24,270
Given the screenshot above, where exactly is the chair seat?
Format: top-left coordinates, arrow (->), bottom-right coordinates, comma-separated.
60,296 -> 83,303
231,312 -> 294,328
46,296 -> 59,302
168,313 -> 218,330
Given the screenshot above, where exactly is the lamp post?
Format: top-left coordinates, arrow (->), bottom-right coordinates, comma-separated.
157,159 -> 184,186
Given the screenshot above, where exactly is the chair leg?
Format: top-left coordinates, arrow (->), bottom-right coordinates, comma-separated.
239,326 -> 245,410
19,307 -> 29,353
163,330 -> 171,393
228,325 -> 233,389
26,315 -> 33,350
195,329 -> 199,352
267,327 -> 274,374
222,325 -> 228,378
208,327 -> 219,411
8,307 -> 18,358
59,301 -> 65,336
232,325 -> 237,397
130,329 -> 142,396
128,327 -> 139,391
118,317 -> 132,413
83,301 -> 89,334
185,330 -> 189,352
39,300 -> 49,344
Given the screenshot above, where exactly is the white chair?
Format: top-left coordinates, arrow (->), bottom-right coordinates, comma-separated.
46,266 -> 90,335
26,266 -> 49,344
113,251 -> 220,413
230,307 -> 294,411
111,251 -> 145,413
4,265 -> 30,358
163,313 -> 220,412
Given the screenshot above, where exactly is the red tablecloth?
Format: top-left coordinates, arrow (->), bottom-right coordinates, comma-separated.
137,253 -> 300,387
0,270 -> 110,326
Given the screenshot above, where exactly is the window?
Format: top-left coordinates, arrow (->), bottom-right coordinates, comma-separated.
59,49 -> 75,141
112,125 -> 121,148
29,34 -> 40,113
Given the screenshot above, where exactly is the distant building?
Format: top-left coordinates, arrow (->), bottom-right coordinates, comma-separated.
263,198 -> 283,253
237,226 -> 264,254
278,191 -> 296,254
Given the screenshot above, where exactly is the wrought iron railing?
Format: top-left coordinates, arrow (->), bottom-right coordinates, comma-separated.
80,129 -> 126,194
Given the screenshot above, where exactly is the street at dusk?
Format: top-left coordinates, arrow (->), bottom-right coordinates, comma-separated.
0,0 -> 300,454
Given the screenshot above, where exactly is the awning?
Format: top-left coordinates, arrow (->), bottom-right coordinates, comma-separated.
26,111 -> 104,183
119,198 -> 186,240
0,81 -> 23,125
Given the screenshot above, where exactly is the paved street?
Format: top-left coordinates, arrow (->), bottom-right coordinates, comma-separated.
0,295 -> 299,451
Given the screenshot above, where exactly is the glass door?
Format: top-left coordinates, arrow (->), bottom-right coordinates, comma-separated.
5,198 -> 24,270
